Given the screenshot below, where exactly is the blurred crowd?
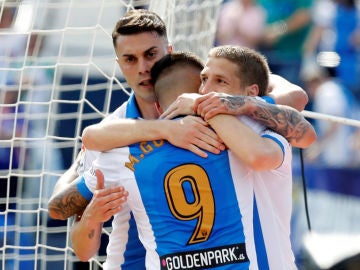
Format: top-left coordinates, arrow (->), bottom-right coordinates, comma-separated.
216,0 -> 360,160
217,0 -> 360,267
1,4 -> 65,269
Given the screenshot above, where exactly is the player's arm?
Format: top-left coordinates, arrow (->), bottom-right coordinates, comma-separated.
71,214 -> 103,262
48,169 -> 127,220
208,114 -> 284,170
262,7 -> 311,47
48,179 -> 89,220
267,74 -> 308,111
81,117 -> 225,158
48,152 -> 89,220
70,170 -> 122,261
195,92 -> 316,149
48,181 -> 126,220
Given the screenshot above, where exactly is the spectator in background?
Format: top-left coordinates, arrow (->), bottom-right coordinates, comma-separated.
0,86 -> 24,189
1,8 -> 64,214
303,0 -> 360,101
0,5 -> 26,270
301,62 -> 358,167
215,0 -> 266,49
1,7 -> 64,269
0,4 -> 28,190
19,33 -> 65,269
22,33 -> 64,205
257,0 -> 313,86
292,61 -> 360,267
0,6 -> 26,88
0,5 -> 23,210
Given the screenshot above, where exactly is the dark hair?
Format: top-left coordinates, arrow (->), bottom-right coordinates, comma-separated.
151,51 -> 204,85
208,45 -> 270,96
112,9 -> 168,48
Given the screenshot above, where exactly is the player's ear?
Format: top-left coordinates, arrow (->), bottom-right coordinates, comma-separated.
155,101 -> 163,115
245,84 -> 259,97
167,44 -> 173,54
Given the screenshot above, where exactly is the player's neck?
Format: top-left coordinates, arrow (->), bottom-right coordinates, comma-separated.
138,101 -> 159,120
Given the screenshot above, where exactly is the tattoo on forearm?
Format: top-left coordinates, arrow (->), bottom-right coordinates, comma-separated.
221,96 -> 311,143
48,185 -> 89,220
222,96 -> 246,113
249,102 -> 311,143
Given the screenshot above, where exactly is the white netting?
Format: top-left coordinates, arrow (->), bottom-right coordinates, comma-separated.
0,0 -> 222,269
149,0 -> 223,61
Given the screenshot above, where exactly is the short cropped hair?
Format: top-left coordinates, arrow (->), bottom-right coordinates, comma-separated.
208,46 -> 270,96
112,9 -> 168,48
151,51 -> 204,85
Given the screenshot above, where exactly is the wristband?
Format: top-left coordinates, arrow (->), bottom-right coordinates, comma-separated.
76,176 -> 93,201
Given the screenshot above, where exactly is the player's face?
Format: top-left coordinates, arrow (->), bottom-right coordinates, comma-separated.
199,56 -> 245,95
115,31 -> 171,104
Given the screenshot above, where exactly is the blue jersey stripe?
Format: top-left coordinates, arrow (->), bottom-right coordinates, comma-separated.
262,134 -> 285,155
261,96 -> 276,104
253,196 -> 269,270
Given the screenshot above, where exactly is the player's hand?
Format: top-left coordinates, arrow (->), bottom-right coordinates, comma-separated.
165,115 -> 225,158
81,169 -> 128,223
195,92 -> 242,121
161,93 -> 202,119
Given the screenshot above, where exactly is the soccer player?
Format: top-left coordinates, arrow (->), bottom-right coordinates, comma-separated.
164,45 -> 298,269
76,50 -> 289,269
48,9 -> 315,269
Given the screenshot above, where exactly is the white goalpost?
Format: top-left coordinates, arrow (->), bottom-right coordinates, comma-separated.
0,0 -> 222,269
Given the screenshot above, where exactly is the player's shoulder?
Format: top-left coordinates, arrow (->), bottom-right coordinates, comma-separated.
104,101 -> 129,121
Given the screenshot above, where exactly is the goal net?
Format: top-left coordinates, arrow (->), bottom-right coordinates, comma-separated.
0,0 -> 222,269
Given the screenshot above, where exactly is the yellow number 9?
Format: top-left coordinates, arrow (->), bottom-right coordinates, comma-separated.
164,164 -> 215,244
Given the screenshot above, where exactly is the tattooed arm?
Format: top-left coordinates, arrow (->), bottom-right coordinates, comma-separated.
71,169 -> 128,261
48,164 -> 127,221
71,213 -> 103,261
195,92 -> 317,148
48,181 -> 89,220
48,152 -> 89,220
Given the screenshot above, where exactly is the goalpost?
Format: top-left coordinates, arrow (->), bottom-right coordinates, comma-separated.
0,0 -> 222,269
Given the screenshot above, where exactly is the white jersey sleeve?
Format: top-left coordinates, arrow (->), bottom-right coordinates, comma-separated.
82,146 -> 133,192
77,102 -> 128,176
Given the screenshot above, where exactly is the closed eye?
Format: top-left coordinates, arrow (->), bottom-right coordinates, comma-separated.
217,78 -> 227,85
